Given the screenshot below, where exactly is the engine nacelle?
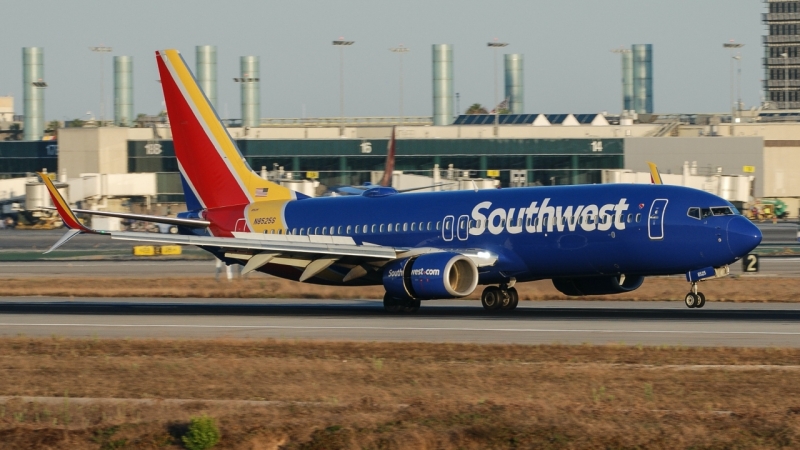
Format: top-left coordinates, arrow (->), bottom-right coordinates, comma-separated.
552,275 -> 645,296
383,252 -> 479,300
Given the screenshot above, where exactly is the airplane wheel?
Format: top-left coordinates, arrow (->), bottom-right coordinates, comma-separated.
383,293 -> 403,313
502,287 -> 519,310
696,292 -> 706,309
481,286 -> 503,311
684,293 -> 698,309
402,299 -> 421,313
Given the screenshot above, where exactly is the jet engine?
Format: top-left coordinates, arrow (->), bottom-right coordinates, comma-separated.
382,252 -> 479,300
552,275 -> 645,296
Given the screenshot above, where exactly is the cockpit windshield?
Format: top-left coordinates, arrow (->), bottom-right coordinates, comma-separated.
687,206 -> 736,220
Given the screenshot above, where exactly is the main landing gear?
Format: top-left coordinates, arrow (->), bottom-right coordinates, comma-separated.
481,282 -> 519,311
383,293 -> 420,313
684,282 -> 706,309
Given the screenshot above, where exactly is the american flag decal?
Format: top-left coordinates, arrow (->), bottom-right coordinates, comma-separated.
255,188 -> 269,197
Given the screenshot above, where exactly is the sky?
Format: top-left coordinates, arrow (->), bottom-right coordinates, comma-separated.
0,0 -> 765,122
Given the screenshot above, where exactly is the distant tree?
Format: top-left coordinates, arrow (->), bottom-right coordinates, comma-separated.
8,123 -> 21,140
46,120 -> 60,137
496,107 -> 510,115
465,103 -> 488,115
69,118 -> 86,128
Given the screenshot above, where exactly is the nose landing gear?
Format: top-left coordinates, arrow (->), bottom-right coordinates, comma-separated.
481,280 -> 519,311
684,282 -> 706,309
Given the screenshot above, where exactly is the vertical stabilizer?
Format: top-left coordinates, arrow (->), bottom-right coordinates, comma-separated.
156,49 -> 299,209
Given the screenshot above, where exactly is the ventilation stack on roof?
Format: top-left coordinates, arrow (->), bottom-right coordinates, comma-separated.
114,56 -> 133,126
239,56 -> 260,128
432,44 -> 454,126
23,47 -> 44,141
632,44 -> 653,113
196,45 -> 217,108
504,54 -> 524,114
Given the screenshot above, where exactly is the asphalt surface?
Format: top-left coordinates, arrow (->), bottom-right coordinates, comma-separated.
0,260 -> 218,277
1,297 -> 799,347
3,256 -> 800,278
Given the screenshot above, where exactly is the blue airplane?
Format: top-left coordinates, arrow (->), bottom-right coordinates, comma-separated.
39,49 -> 763,313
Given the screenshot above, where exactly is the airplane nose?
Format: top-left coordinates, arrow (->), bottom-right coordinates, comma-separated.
727,216 -> 762,258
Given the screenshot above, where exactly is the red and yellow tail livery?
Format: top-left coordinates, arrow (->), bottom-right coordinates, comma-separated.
156,49 -> 300,210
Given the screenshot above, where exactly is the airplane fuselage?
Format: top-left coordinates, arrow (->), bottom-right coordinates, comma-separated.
199,183 -> 760,286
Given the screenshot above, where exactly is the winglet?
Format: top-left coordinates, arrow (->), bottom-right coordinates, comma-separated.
647,162 -> 663,185
37,172 -> 95,234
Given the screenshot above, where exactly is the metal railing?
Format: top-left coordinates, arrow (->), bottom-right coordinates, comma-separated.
258,116 -> 433,127
762,12 -> 800,21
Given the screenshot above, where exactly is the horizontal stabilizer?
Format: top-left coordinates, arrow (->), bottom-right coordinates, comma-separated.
39,206 -> 209,228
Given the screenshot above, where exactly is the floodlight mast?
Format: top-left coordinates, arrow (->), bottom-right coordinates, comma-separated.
90,46 -> 113,125
723,41 -> 744,122
333,38 -> 355,135
487,39 -> 509,132
390,45 -> 409,120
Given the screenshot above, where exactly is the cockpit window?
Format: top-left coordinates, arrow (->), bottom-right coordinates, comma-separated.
710,206 -> 735,216
689,206 -> 736,220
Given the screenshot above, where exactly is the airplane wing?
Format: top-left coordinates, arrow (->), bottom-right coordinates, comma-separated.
37,172 -> 497,281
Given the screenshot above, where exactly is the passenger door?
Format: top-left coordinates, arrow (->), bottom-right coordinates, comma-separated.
648,199 -> 668,240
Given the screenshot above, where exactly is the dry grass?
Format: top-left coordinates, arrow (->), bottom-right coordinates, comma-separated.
2,275 -> 800,302
1,338 -> 800,448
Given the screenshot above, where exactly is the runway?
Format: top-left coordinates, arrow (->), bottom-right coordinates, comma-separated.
2,297 -> 799,347
3,257 -> 800,277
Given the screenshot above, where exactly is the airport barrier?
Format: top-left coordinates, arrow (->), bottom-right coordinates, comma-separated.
132,245 -> 183,256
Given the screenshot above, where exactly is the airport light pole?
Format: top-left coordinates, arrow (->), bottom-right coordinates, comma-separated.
333,38 -> 354,135
89,46 -> 113,126
487,39 -> 508,132
390,45 -> 409,122
723,41 -> 743,120
610,47 -> 631,114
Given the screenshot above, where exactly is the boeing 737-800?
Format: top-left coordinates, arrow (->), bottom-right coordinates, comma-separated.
39,49 -> 762,312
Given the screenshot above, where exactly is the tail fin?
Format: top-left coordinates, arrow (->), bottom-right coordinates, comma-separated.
156,49 -> 302,209
378,126 -> 396,187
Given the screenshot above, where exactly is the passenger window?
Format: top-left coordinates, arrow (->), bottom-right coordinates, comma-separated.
626,214 -> 632,223
337,226 -> 342,234
313,227 -> 319,235
354,226 -> 359,234
321,228 -> 327,235
362,225 -> 368,233
403,223 -> 409,231
635,214 -> 641,222
380,224 -> 384,233
411,223 -> 416,231
687,207 -> 700,220
346,225 -> 351,234
443,222 -> 449,231
299,228 -> 305,235
436,221 -> 441,230
395,223 -> 400,232
371,224 -> 376,233
419,222 -> 424,230
388,224 -> 393,232
427,222 -> 432,230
